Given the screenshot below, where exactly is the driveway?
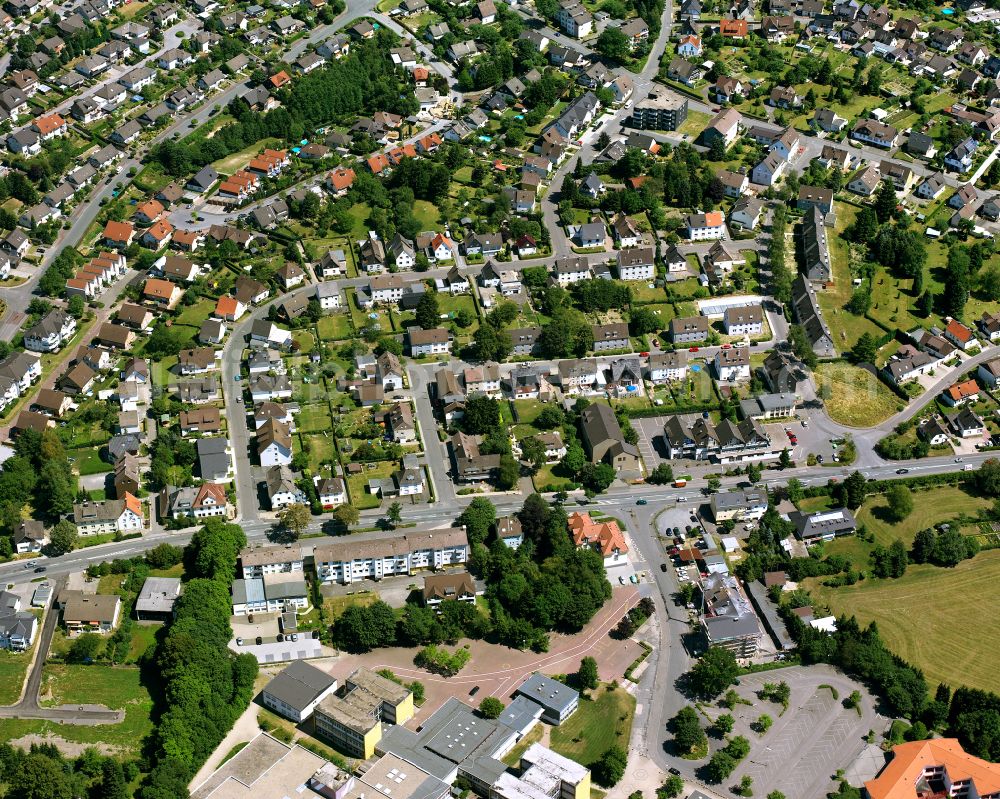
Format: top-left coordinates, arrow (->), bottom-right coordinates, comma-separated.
631,416 -> 669,468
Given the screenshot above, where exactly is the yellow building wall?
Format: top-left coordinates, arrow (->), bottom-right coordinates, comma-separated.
361,724 -> 382,759
573,772 -> 591,799
393,693 -> 415,725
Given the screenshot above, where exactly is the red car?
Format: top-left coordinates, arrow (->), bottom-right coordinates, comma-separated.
640,351 -> 650,357
689,346 -> 699,352
721,343 -> 732,349
789,435 -> 798,445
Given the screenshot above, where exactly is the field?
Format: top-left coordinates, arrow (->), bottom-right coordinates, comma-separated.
814,362 -> 900,427
0,650 -> 30,704
807,549 -> 1000,694
412,200 -> 440,230
822,485 -> 991,565
549,683 -> 635,766
70,447 -> 110,477
0,664 -> 158,754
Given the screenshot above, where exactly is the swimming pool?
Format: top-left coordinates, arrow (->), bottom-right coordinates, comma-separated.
941,7 -> 955,14
479,135 -> 492,142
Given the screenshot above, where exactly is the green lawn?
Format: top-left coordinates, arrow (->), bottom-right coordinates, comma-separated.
511,399 -> 549,425
347,203 -> 373,240
298,404 -> 333,434
128,624 -> 161,663
345,461 -> 396,509
677,110 -> 711,138
807,550 -> 1000,695
821,485 -> 990,566
503,723 -> 544,766
317,313 -> 354,341
299,432 -> 336,472
814,362 -> 901,428
323,591 -> 379,620
412,200 -> 440,230
70,447 -> 110,477
174,298 -> 215,328
0,650 -> 30,705
629,282 -> 668,304
292,329 -> 316,354
859,485 -> 989,548
550,684 -> 636,767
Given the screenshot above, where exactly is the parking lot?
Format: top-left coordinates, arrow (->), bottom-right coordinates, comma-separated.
631,415 -> 672,468
716,665 -> 883,799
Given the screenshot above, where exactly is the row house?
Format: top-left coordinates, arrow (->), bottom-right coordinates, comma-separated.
314,529 -> 470,584
0,351 -> 41,412
23,310 -> 76,353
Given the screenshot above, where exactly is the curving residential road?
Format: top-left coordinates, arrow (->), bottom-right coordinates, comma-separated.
0,576 -> 123,724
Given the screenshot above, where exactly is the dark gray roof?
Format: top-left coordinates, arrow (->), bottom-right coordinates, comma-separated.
262,660 -> 336,712
515,673 -> 580,715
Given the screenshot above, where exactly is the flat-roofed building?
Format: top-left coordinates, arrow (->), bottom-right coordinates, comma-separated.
514,673 -> 579,725
314,668 -> 414,758
189,731 -> 345,799
232,573 -> 309,615
261,660 -> 338,723
135,577 -> 181,621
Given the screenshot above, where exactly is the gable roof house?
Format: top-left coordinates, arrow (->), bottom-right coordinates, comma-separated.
579,402 -> 641,472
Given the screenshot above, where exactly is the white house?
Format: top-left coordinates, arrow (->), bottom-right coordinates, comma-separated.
714,346 -> 751,381
685,211 -> 726,240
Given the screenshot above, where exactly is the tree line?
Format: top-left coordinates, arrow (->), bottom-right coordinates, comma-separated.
139,520 -> 258,799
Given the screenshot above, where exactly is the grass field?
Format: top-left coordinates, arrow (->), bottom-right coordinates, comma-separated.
345,460 -> 395,509
550,684 -> 635,767
511,399 -> 549,425
503,723 -> 545,766
317,313 -> 353,341
814,363 -> 901,427
299,432 -> 336,472
174,298 -> 215,329
0,651 -> 30,704
323,591 -> 379,620
807,550 -> 1000,694
823,485 -> 991,565
70,447 -> 110,477
13,664 -> 157,753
